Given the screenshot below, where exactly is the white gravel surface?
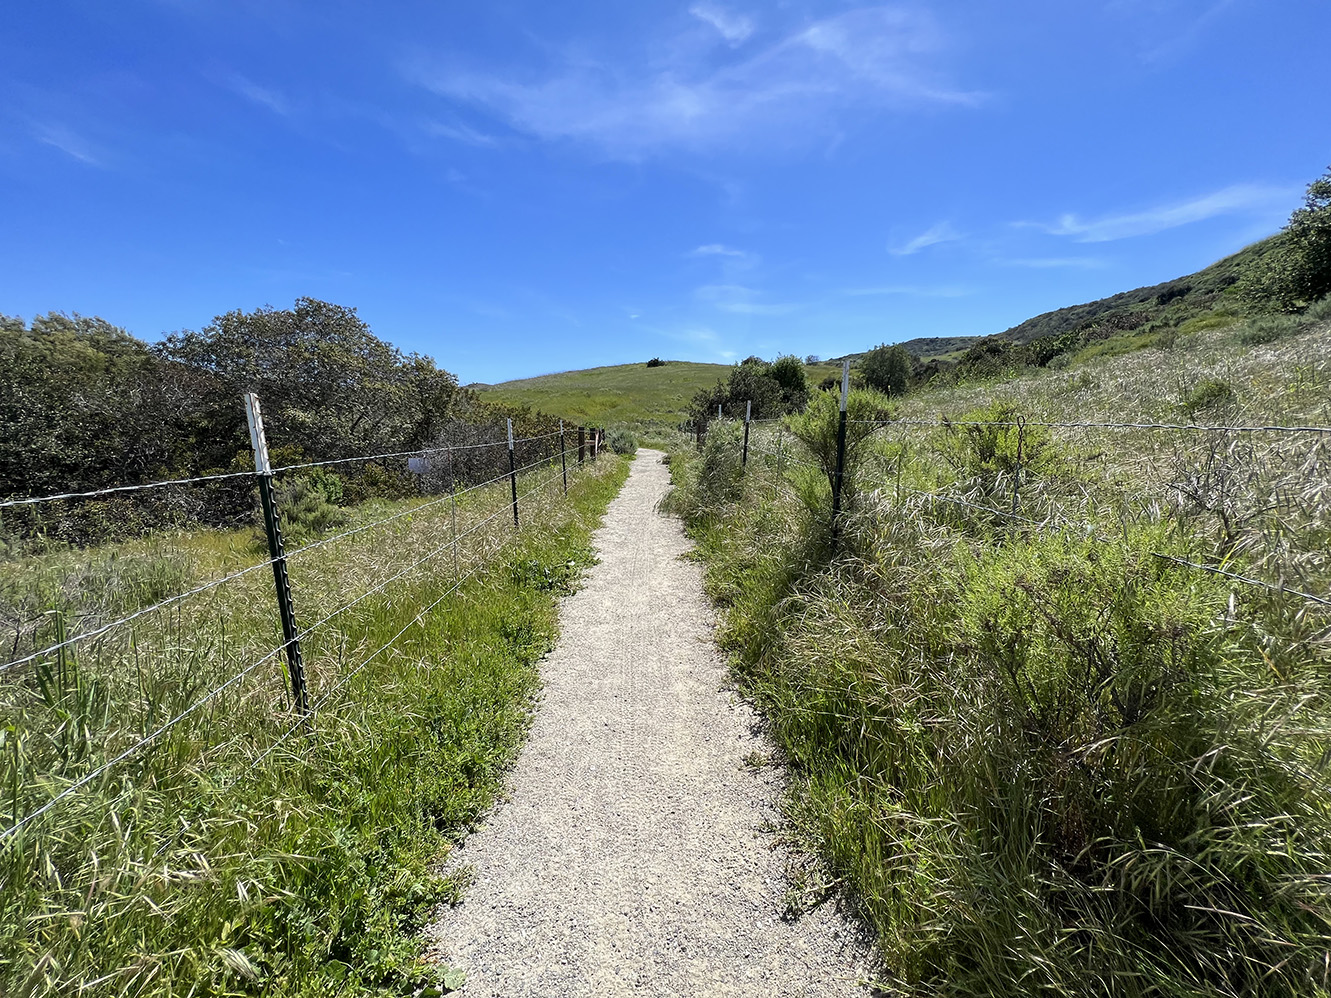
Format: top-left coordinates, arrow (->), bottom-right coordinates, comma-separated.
426,450 -> 874,996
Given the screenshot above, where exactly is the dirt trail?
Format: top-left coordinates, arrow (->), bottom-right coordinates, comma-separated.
426,450 -> 872,996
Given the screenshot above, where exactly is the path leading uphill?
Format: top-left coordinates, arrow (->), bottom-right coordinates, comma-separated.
426,450 -> 873,996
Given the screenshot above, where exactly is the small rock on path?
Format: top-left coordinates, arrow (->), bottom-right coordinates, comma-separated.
426,450 -> 873,996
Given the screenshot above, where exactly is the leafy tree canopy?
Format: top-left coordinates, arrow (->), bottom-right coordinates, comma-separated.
860,342 -> 913,396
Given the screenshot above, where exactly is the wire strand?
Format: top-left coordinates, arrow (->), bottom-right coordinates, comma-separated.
246,463 -> 580,770
1,458 -> 556,674
847,418 -> 1331,435
1151,554 -> 1331,607
0,471 -> 256,510
0,643 -> 287,842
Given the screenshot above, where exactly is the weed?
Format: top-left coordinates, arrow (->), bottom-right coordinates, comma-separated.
1240,313 -> 1302,346
1179,377 -> 1236,417
0,456 -> 630,997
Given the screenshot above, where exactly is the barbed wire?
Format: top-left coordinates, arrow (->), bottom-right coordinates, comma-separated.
1,457 -> 560,675
0,432 -> 569,508
1,454 -> 590,836
0,470 -> 257,510
1151,554 -> 1331,608
847,418 -> 1331,435
291,468 -> 556,642
743,448 -> 1331,609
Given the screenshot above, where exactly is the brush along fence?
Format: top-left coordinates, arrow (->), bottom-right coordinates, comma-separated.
0,398 -> 609,843
704,362 -> 1331,613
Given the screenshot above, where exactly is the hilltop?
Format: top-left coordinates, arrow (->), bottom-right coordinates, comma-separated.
830,234 -> 1286,366
479,235 -> 1288,430
475,359 -> 842,428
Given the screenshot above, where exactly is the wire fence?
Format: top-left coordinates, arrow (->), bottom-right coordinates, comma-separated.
0,401 -> 611,843
708,378 -> 1331,616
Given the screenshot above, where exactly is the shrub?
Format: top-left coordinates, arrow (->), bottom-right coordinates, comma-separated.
1304,293 -> 1331,321
1180,378 -> 1237,418
934,401 -> 1051,496
279,470 -> 349,540
646,357 -> 665,367
1240,313 -> 1301,345
695,421 -> 745,511
606,427 -> 638,455
861,343 -> 912,396
785,387 -> 892,514
1176,311 -> 1237,336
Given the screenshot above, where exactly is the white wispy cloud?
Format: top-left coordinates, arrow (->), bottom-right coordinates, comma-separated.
422,118 -> 499,146
410,6 -> 982,156
690,3 -> 755,45
1021,183 -> 1297,242
889,220 -> 962,255
226,74 -> 289,115
33,123 -> 102,165
690,243 -> 748,258
695,283 -> 798,315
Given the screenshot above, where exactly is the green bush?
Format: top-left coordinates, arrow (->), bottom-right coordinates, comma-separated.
785,388 -> 893,513
279,469 -> 349,540
1176,311 -> 1237,336
1305,294 -> 1331,321
933,402 -> 1051,496
1240,314 -> 1301,345
1180,378 -> 1237,418
606,427 -> 639,455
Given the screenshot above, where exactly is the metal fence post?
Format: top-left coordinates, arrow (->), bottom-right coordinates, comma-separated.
578,425 -> 586,465
830,361 -> 849,550
742,400 -> 751,469
1011,415 -> 1027,515
507,418 -> 519,528
244,393 -> 309,717
591,428 -> 599,462
560,420 -> 568,496
447,444 -> 459,579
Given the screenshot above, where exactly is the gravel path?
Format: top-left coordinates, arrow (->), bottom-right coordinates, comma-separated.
426,450 -> 874,996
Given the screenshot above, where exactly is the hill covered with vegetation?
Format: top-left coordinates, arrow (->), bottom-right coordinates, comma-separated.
475,358 -> 843,430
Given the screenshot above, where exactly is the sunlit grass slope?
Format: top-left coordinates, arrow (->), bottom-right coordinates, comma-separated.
476,360 -> 842,428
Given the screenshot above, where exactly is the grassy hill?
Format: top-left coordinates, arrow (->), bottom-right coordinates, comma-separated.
829,234 -> 1286,366
476,359 -> 842,427
478,235 -> 1288,427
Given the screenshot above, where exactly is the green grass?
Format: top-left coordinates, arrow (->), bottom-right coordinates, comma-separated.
0,454 -> 630,997
476,359 -> 843,430
665,316 -> 1331,996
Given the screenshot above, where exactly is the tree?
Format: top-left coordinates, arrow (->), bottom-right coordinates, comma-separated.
1239,166 -> 1331,311
768,354 -> 809,412
860,343 -> 912,396
158,298 -> 459,460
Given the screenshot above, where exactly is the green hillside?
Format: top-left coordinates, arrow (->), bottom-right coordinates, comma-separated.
478,234 -> 1296,426
831,234 -> 1288,368
476,359 -> 842,427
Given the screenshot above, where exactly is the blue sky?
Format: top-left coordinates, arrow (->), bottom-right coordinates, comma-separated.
1,1 -> 1326,384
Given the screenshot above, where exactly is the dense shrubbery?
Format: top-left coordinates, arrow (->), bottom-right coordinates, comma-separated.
0,300 -> 560,544
687,354 -> 809,427
606,426 -> 639,454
